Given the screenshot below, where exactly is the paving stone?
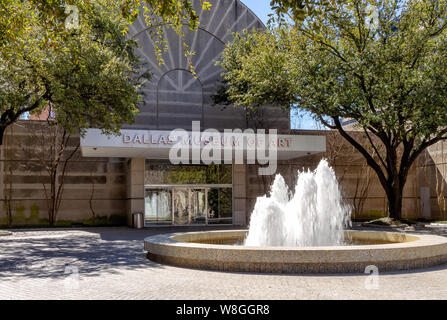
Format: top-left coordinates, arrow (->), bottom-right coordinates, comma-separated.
0,227 -> 447,299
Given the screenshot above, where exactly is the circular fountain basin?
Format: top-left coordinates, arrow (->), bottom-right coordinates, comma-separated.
144,230 -> 447,273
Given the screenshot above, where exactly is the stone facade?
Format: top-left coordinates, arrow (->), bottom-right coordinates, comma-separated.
1,0 -> 446,226
1,121 -> 446,227
0,121 -> 128,226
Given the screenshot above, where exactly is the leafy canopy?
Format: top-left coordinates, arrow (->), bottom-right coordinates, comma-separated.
220,0 -> 447,154
0,0 -> 211,142
218,0 -> 447,218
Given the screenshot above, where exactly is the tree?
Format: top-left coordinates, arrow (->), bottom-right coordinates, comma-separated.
36,124 -> 79,226
0,0 -> 211,145
217,0 -> 447,220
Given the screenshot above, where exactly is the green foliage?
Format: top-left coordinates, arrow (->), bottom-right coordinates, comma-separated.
164,164 -> 231,184
0,0 -> 210,143
127,0 -> 211,76
222,0 -> 447,130
219,0 -> 447,218
217,29 -> 297,113
0,0 -> 140,140
269,0 -> 339,25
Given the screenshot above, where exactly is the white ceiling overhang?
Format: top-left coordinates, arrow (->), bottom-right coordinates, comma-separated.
80,129 -> 326,161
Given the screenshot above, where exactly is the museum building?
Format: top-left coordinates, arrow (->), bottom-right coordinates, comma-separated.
3,0 -> 444,228
80,0 -> 326,227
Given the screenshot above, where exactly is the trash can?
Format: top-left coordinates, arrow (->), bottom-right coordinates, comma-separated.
132,212 -> 144,229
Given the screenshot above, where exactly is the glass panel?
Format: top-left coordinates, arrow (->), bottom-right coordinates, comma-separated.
145,162 -> 232,185
207,188 -> 219,222
208,188 -> 233,224
145,189 -> 172,224
144,162 -> 233,225
168,166 -> 207,184
145,164 -> 168,185
173,189 -> 190,224
158,191 -> 172,221
145,190 -> 158,222
190,189 -> 206,224
218,165 -> 233,185
205,164 -> 219,184
219,188 -> 233,224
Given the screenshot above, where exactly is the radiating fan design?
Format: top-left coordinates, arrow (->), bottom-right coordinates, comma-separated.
127,0 -> 265,130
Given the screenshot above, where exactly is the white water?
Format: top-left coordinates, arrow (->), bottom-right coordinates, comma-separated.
244,159 -> 351,247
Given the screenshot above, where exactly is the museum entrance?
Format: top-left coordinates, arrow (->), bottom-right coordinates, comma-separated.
144,163 -> 233,226
173,188 -> 206,225
144,186 -> 232,226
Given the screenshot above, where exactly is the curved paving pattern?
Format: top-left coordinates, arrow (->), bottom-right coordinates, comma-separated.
2,227 -> 447,299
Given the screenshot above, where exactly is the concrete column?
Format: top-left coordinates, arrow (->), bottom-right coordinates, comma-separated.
233,164 -> 247,226
127,158 -> 145,226
419,187 -> 431,219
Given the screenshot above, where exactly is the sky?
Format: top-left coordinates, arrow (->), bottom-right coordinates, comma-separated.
240,0 -> 273,26
239,0 -> 324,130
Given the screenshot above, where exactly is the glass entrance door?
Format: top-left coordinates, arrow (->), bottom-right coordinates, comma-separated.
173,188 -> 189,224
144,189 -> 172,224
145,184 -> 232,225
173,188 -> 207,225
189,189 -> 207,224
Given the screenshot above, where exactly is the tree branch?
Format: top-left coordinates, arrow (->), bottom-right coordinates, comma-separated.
333,117 -> 389,193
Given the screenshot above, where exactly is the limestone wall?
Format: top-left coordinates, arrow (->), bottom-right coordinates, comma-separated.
0,121 -> 128,226
417,141 -> 447,221
243,130 -> 441,222
1,121 -> 446,227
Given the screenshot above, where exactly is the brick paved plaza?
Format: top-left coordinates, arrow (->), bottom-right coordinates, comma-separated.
1,227 -> 447,300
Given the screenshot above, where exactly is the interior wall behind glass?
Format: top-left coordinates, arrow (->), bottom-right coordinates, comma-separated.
145,162 -> 232,185
144,189 -> 172,223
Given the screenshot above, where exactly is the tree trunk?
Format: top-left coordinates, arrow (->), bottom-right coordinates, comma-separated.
383,171 -> 407,220
0,127 -> 5,146
48,169 -> 57,226
387,186 -> 403,220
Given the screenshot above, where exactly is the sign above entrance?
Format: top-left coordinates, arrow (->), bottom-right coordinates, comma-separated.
121,131 -> 293,149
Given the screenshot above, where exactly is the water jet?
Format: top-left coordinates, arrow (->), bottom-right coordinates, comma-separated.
145,160 -> 447,273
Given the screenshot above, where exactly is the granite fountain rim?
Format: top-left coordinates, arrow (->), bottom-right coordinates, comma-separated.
144,229 -> 447,251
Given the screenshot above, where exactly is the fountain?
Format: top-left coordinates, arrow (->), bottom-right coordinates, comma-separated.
144,160 -> 447,273
245,160 -> 351,247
